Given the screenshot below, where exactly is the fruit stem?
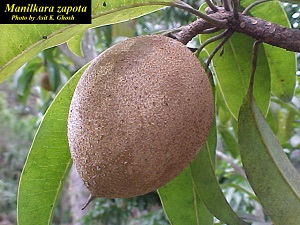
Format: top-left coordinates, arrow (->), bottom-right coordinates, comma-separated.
242,0 -> 272,15
81,194 -> 96,210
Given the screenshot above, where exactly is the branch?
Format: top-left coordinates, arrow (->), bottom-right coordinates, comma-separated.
227,11 -> 300,52
175,8 -> 300,53
175,9 -> 228,44
58,30 -> 97,68
81,29 -> 98,61
58,43 -> 87,68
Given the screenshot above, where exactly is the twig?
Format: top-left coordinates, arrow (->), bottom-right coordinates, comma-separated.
58,30 -> 97,68
205,29 -> 234,70
82,29 -> 98,61
202,27 -> 221,34
242,0 -> 272,15
172,0 -> 227,26
223,0 -> 232,11
175,8 -> 300,52
232,0 -> 240,19
58,43 -> 87,68
121,1 -> 228,39
249,40 -> 262,93
205,0 -> 219,12
197,29 -> 230,55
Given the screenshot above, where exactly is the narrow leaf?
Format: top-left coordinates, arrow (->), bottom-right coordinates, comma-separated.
159,75 -> 215,224
219,127 -> 239,158
200,31 -> 271,119
158,167 -> 213,225
17,65 -> 87,225
191,121 -> 249,225
112,20 -> 137,39
238,77 -> 300,224
187,64 -> 246,224
0,0 -> 174,83
198,1 -> 271,119
67,32 -> 85,57
242,0 -> 296,102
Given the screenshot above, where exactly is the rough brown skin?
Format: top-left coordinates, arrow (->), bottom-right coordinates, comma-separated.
67,35 -> 214,200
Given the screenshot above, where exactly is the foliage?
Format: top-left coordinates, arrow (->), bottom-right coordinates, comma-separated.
81,193 -> 169,225
238,72 -> 300,224
0,0 -> 299,224
0,85 -> 37,224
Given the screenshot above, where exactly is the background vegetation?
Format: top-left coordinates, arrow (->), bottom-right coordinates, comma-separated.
0,0 -> 299,224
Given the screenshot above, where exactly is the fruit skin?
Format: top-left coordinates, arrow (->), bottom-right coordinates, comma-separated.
67,35 -> 214,199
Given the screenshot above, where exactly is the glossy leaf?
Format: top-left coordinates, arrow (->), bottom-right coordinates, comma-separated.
242,0 -> 296,102
158,65 -> 214,224
158,167 -> 213,225
47,63 -> 61,92
67,32 -> 85,57
112,20 -> 137,39
0,0 -> 173,83
17,65 -> 87,225
191,121 -> 249,225
14,57 -> 43,102
200,31 -> 271,119
238,76 -> 300,224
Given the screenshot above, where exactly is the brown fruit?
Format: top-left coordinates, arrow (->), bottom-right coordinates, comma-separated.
67,35 -> 213,201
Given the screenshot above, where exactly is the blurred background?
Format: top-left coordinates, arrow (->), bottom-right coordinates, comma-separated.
0,1 -> 300,224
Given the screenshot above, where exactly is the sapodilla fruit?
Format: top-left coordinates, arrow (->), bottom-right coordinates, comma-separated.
67,35 -> 213,205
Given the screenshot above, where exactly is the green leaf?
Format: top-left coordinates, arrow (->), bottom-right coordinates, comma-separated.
67,32 -> 85,57
158,167 -> 213,225
187,64 -> 246,224
0,0 -> 174,83
200,32 -> 271,119
14,57 -> 43,102
242,0 -> 296,102
238,76 -> 300,225
191,120 -> 249,225
159,72 -> 214,224
266,105 -> 279,135
219,127 -> 239,158
198,2 -> 271,119
47,62 -> 61,92
17,65 -> 87,225
284,109 -> 296,141
112,20 -> 137,39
